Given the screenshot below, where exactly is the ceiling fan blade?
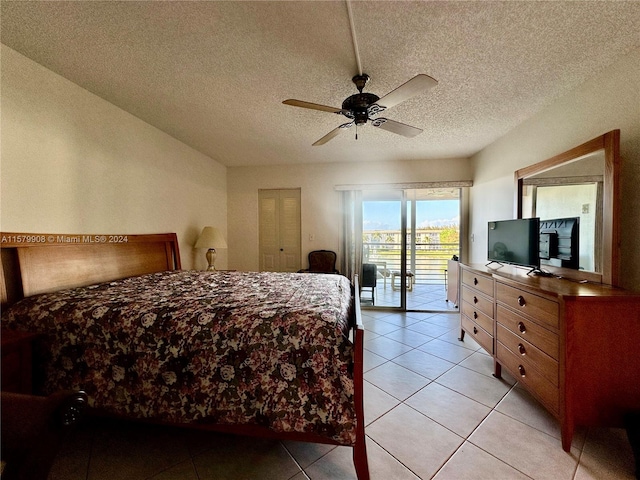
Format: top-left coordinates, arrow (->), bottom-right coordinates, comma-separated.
376,74 -> 438,110
283,99 -> 345,114
312,122 -> 353,146
370,118 -> 422,138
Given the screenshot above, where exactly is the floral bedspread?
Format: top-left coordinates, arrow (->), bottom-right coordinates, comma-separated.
2,271 -> 357,444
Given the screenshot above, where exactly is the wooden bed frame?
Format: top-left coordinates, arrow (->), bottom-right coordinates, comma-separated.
0,232 -> 369,479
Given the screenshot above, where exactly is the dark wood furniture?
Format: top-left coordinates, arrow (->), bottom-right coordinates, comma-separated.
298,249 -> 339,274
1,330 -> 40,394
458,266 -> 494,357
0,233 -> 369,479
1,390 -> 87,480
0,233 -> 181,305
459,263 -> 640,451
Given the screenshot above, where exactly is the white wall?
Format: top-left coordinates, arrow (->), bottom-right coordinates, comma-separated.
6,42 -> 636,287
469,47 -> 640,290
227,158 -> 472,272
0,46 -> 227,270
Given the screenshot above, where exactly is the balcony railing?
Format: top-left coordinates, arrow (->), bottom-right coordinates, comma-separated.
363,241 -> 458,285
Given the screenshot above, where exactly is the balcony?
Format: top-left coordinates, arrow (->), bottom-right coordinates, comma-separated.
362,241 -> 459,310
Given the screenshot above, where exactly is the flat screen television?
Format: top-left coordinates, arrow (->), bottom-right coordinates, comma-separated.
487,218 -> 540,271
539,217 -> 580,270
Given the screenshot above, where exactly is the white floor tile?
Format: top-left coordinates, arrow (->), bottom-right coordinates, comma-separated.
364,380 -> 401,426
417,338 -> 476,363
384,328 -> 434,348
364,335 -> 413,360
406,382 -> 491,437
367,404 -> 464,479
574,427 -> 637,480
363,348 -> 388,372
392,349 -> 456,380
468,411 -> 579,480
433,441 -> 530,479
435,365 -> 514,408
365,361 -> 431,401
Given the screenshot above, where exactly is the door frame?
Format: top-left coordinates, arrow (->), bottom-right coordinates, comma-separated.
258,188 -> 301,272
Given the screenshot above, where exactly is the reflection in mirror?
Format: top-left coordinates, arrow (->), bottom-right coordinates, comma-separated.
521,150 -> 604,274
515,130 -> 620,286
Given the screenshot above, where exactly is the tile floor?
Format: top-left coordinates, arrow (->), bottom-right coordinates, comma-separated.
49,310 -> 637,480
366,280 -> 460,311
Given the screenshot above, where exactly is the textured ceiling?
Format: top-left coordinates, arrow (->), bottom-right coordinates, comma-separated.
1,1 -> 639,167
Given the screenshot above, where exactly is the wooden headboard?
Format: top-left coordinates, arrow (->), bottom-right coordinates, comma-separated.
0,233 -> 181,307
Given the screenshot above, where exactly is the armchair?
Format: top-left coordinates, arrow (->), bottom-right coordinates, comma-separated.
298,250 -> 339,274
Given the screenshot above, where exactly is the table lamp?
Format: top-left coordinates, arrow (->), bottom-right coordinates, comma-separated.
194,226 -> 228,271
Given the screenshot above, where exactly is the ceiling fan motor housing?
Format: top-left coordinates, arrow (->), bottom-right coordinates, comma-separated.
342,93 -> 380,125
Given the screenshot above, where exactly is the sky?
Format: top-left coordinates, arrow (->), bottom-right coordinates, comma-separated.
363,200 -> 460,231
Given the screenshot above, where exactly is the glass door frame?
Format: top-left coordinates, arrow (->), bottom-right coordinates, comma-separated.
340,181 -> 470,313
399,190 -> 408,310
361,188 -> 409,311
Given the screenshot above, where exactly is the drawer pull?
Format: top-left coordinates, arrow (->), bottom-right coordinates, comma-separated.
518,321 -> 527,334
473,311 -> 478,320
518,365 -> 526,377
474,277 -> 479,285
473,296 -> 478,304
473,326 -> 478,335
518,343 -> 526,355
517,295 -> 526,307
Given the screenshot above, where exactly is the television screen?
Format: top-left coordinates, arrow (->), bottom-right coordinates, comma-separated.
487,218 -> 540,269
539,217 -> 580,270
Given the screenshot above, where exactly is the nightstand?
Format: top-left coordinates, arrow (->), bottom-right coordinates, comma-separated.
1,330 -> 40,394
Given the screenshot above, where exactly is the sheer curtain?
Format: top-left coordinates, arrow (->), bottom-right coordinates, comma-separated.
340,190 -> 363,282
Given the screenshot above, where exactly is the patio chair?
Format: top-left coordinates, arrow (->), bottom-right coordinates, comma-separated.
361,263 -> 377,305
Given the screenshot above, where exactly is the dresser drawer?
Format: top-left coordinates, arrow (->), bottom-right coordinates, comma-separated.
461,285 -> 494,318
461,269 -> 494,297
496,305 -> 559,359
461,314 -> 494,354
497,323 -> 558,386
496,282 -> 558,329
461,300 -> 493,333
497,341 -> 559,414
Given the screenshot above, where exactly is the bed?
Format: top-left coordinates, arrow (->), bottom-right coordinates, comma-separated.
0,232 -> 369,479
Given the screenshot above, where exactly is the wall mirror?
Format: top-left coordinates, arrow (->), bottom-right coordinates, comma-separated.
515,130 -> 620,286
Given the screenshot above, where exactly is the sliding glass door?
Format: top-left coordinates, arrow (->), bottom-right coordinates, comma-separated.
361,188 -> 461,312
362,190 -> 405,309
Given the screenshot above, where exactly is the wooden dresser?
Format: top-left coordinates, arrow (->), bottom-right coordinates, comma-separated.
459,263 -> 640,451
459,267 -> 494,355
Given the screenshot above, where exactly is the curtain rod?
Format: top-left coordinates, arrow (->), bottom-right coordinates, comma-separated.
334,181 -> 473,191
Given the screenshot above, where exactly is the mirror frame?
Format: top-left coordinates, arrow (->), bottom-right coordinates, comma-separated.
515,130 -> 620,286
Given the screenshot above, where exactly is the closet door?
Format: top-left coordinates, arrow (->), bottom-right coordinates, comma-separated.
258,189 -> 301,272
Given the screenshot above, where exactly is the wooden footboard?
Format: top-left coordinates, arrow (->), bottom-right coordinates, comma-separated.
351,274 -> 370,480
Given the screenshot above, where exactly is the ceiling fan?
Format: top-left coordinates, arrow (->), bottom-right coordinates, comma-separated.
282,73 -> 438,146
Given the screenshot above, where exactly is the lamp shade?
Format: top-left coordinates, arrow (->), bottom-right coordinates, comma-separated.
194,227 -> 228,249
